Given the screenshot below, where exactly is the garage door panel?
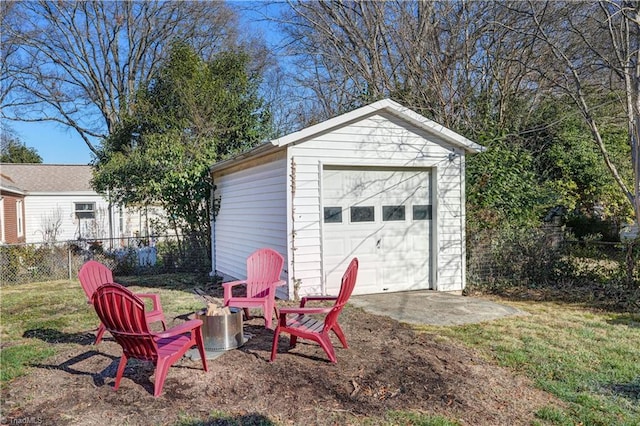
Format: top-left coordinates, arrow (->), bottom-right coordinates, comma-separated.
412,236 -> 430,251
412,263 -> 430,287
382,264 -> 408,290
324,238 -> 345,256
352,268 -> 378,294
349,235 -> 377,254
325,258 -> 378,294
322,167 -> 431,295
380,235 -> 407,253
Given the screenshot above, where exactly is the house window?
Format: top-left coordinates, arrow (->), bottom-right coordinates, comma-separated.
350,206 -> 375,222
75,202 -> 96,219
324,207 -> 343,223
383,205 -> 406,221
16,199 -> 24,237
413,205 -> 432,220
118,206 -> 124,234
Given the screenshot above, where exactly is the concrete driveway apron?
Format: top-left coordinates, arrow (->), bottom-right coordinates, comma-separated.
349,291 -> 526,326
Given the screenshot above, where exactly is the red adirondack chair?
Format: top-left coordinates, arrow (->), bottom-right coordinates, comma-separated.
223,248 -> 285,329
92,283 -> 208,397
78,260 -> 167,344
270,257 -> 358,363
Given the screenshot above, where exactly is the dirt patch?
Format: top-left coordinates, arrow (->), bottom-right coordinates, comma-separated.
1,307 -> 561,425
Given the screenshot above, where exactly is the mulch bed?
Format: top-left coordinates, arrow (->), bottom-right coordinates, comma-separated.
1,306 -> 561,425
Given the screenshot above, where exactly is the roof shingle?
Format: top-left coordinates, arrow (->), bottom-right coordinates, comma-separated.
0,164 -> 94,193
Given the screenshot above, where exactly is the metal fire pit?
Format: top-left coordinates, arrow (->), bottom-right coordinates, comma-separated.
194,307 -> 244,351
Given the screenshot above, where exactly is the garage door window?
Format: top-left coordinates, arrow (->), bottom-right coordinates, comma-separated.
383,205 -> 405,221
324,206 -> 343,223
413,205 -> 432,220
350,206 -> 374,222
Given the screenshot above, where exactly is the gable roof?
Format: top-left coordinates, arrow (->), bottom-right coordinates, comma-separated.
0,164 -> 95,193
211,99 -> 484,173
272,98 -> 485,153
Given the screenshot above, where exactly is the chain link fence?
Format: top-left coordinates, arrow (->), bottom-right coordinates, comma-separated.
0,235 -> 211,285
467,226 -> 639,289
3,227 -> 637,290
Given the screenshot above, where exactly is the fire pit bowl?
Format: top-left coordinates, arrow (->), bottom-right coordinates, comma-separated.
192,307 -> 244,351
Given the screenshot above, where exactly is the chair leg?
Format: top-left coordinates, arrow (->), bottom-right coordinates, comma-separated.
94,323 -> 107,345
264,309 -> 273,329
195,327 -> 208,372
264,301 -> 274,329
289,334 -> 298,349
243,308 -> 252,320
317,334 -> 338,363
332,323 -> 349,349
113,354 -> 128,390
153,358 -> 171,397
270,327 -> 281,361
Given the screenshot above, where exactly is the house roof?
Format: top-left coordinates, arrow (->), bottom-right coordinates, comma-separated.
0,163 -> 95,193
272,98 -> 485,153
0,171 -> 24,195
211,99 -> 484,173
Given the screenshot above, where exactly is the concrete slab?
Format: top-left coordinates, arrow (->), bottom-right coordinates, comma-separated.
349,290 -> 527,326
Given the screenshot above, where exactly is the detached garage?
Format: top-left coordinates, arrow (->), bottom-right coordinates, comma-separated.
210,99 -> 484,299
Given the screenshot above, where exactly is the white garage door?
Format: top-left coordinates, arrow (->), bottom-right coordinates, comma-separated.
322,167 -> 432,295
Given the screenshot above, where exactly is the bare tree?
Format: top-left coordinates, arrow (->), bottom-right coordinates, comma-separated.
506,1 -> 640,225
276,0 -> 546,137
0,2 -> 21,107
38,207 -> 63,244
1,1 -> 239,155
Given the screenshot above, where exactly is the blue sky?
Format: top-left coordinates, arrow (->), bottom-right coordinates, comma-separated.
5,1 -> 284,165
10,121 -> 93,164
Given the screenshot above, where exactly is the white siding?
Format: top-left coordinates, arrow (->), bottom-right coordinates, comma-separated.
435,154 -> 465,291
22,194 -> 149,244
212,156 -> 288,285
288,111 -> 466,295
23,193 -> 110,243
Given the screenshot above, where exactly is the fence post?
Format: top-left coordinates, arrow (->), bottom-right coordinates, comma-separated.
68,247 -> 72,281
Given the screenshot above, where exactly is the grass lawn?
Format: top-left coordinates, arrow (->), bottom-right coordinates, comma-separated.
0,275 -> 205,383
1,276 -> 639,425
416,300 -> 640,426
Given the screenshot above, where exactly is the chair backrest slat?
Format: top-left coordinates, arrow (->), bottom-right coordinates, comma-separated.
245,248 -> 284,298
92,283 -> 158,361
324,257 -> 358,331
324,258 -> 358,332
78,260 -> 114,303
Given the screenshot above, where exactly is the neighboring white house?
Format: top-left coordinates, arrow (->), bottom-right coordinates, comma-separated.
209,99 -> 484,299
0,163 -> 161,244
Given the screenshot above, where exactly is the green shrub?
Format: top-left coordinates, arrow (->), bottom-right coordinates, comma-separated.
565,213 -> 620,242
467,226 -> 566,289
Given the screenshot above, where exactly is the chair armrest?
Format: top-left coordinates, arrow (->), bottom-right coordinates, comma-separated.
300,295 -> 337,307
266,280 -> 286,297
222,280 -> 247,288
154,319 -> 203,339
222,280 -> 247,302
279,306 -> 332,316
135,293 -> 163,312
